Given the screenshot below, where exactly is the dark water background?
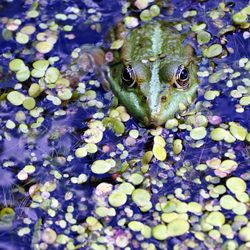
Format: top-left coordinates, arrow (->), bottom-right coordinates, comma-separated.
0,0 -> 249,249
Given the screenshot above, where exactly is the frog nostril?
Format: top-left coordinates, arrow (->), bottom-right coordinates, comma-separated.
142,96 -> 148,102
161,96 -> 167,103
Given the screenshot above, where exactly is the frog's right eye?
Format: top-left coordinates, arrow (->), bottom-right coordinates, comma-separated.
174,65 -> 189,90
122,65 -> 136,87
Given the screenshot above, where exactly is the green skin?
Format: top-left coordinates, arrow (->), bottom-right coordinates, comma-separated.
107,21 -> 198,126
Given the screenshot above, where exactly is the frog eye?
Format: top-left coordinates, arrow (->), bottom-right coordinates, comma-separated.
174,65 -> 189,89
122,65 -> 136,87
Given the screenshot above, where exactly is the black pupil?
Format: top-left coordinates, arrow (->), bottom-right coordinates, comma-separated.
122,65 -> 135,87
180,69 -> 188,80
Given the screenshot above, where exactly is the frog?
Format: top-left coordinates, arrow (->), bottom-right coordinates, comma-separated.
107,21 -> 198,126
68,20 -> 198,126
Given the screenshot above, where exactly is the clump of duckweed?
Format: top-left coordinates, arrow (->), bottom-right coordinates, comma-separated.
102,106 -> 130,135
152,135 -> 167,161
123,0 -> 160,25
232,6 -> 250,26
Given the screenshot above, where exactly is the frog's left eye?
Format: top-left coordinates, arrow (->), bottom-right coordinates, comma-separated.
174,65 -> 189,89
122,65 -> 136,87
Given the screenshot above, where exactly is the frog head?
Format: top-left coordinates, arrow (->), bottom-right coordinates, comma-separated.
108,21 -> 198,126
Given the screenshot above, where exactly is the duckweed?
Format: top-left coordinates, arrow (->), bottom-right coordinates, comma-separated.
149,5 -> 160,18
57,88 -> 72,100
84,128 -> 103,144
27,10 -> 39,18
154,135 -> 165,146
28,83 -> 42,97
124,16 -> 139,28
95,207 -> 115,217
17,169 -> 28,181
208,69 -> 227,83
7,91 -> 25,106
75,147 -> 87,158
20,25 -> 36,35
86,216 -> 103,231
232,12 -> 248,25
129,173 -> 144,185
190,127 -> 207,140
31,68 -> 45,78
141,225 -> 151,238
239,227 -> 250,242
85,143 -> 98,153
204,90 -> 220,100
153,136 -> 167,161
134,0 -> 149,10
132,188 -> 151,207
42,228 -> 57,244
197,30 -> 211,44
6,120 -> 16,129
15,32 -> 29,44
173,139 -> 183,155
45,67 -> 60,83
183,10 -> 197,18
203,44 -> 223,58
16,67 -> 30,82
9,58 -> 26,71
23,97 -> 36,110
17,227 -> 31,237
229,122 -> 247,141
187,202 -> 202,214
140,10 -> 151,22
235,192 -> 249,203
36,41 -> 54,53
221,159 -> 238,171
161,213 -> 178,223
242,6 -> 250,15
220,195 -> 238,210
31,60 -> 50,78
167,219 -> 190,237
165,118 -> 179,129
233,203 -> 247,215
108,190 -> 127,207
240,96 -> 250,106
226,177 -> 246,194
191,23 -> 206,32
91,160 -> 111,174
23,164 -> 36,174
206,211 -> 225,227
128,221 -> 143,231
153,143 -> 167,161
118,182 -> 135,195
33,59 -> 50,71
152,224 -> 168,240
210,127 -> 227,141
115,235 -> 129,248
213,185 -> 226,195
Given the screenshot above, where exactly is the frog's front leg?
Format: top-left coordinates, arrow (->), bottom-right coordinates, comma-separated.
62,45 -> 110,90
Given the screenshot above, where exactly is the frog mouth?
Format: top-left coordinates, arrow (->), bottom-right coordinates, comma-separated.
148,115 -> 166,126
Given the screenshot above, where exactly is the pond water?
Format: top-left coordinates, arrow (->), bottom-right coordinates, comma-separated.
0,0 -> 249,249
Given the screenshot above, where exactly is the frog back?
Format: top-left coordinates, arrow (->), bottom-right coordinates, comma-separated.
122,21 -> 185,63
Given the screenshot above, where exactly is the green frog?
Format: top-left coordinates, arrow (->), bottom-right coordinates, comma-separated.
72,21 -> 198,126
